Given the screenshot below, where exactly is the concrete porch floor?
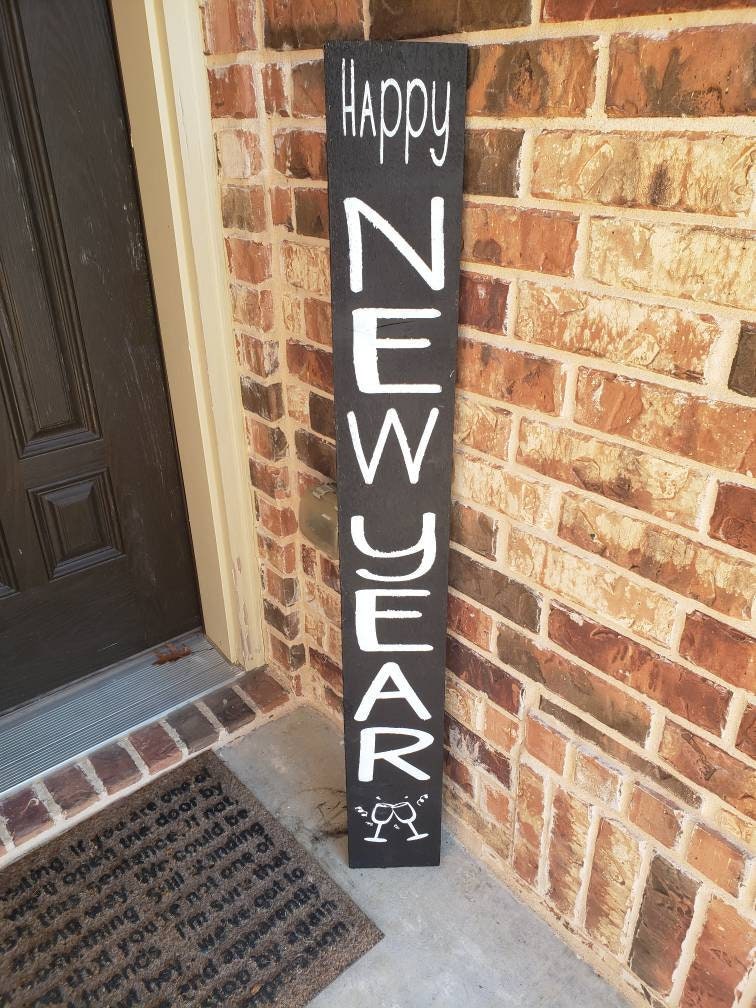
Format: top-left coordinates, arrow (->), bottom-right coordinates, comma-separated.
219,707 -> 630,1008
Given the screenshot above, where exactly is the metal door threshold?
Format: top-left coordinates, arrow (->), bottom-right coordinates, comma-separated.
0,632 -> 240,793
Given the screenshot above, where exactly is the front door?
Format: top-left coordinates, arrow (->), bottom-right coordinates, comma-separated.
0,0 -> 201,712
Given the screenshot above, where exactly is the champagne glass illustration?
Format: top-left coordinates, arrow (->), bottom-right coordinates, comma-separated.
365,801 -> 393,843
393,800 -> 428,841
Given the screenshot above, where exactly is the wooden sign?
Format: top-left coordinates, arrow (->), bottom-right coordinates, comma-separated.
325,40 -> 467,868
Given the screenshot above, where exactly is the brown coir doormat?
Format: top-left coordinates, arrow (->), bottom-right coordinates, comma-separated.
0,753 -> 381,1007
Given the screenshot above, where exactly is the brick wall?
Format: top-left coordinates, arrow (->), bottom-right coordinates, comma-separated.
200,1 -> 755,1004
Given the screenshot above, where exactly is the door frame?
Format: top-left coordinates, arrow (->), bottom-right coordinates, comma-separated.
110,0 -> 265,669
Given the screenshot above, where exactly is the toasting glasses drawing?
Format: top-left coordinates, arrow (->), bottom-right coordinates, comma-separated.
354,795 -> 429,843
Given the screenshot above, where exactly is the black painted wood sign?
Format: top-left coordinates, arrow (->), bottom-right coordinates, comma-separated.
325,40 -> 467,868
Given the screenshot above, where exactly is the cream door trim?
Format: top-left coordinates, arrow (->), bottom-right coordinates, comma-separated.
111,0 -> 264,668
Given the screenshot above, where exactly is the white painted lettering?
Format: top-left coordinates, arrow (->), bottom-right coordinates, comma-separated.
351,512 -> 436,582
358,728 -> 433,782
344,197 -> 445,293
430,81 -> 451,167
352,308 -> 441,394
347,408 -> 438,485
355,589 -> 433,652
354,662 -> 431,722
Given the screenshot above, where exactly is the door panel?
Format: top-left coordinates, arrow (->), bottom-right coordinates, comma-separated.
0,0 -> 201,711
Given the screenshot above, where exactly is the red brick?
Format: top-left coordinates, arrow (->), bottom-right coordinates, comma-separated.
545,0 -> 744,17
543,698 -> 699,806
549,604 -> 730,736
258,533 -> 296,574
310,647 -> 343,694
460,452 -> 544,536
483,783 -> 512,829
446,715 -> 511,789
548,788 -> 590,917
454,396 -> 512,460
320,555 -> 339,593
239,670 -> 289,713
241,377 -> 283,420
587,218 -> 754,311
736,703 -> 755,760
462,203 -> 578,277
585,818 -> 641,954
0,788 -> 53,845
483,704 -> 519,753
510,527 -> 677,645
274,130 -> 326,180
202,0 -> 256,54
659,721 -> 755,818
264,0 -> 362,49
370,0 -> 528,38
574,368 -> 756,475
129,724 -> 182,773
208,64 -> 256,118
303,297 -> 332,346
265,566 -> 298,607
263,599 -> 299,639
525,713 -> 568,773
464,129 -> 522,198
225,236 -> 271,284
446,635 -> 523,715
458,272 -> 508,335
729,320 -> 756,398
518,418 -> 706,528
204,687 -> 256,732
448,592 -> 493,650
457,337 -> 563,414
467,39 -> 597,117
222,184 -> 266,232
270,186 -> 293,230
281,242 -> 330,296
248,419 -> 287,462
630,855 -> 698,995
574,750 -> 622,806
238,332 -> 278,377
232,285 -> 273,331
292,60 -> 325,117
680,897 -> 756,1008
607,27 -> 756,118
516,283 -> 720,384
249,457 -> 289,498
561,494 -> 755,620
449,548 -> 541,633
261,64 -> 287,116
450,501 -> 498,561
166,704 -> 219,754
308,392 -> 335,439
513,764 -> 545,886
295,428 -> 336,480
216,128 -> 261,178
687,824 -> 746,896
43,765 -> 98,819
286,340 -> 333,393
498,622 -> 652,744
256,498 -> 297,538
445,748 -> 474,797
269,635 -> 306,672
679,611 -> 755,691
538,130 -> 755,217
294,188 -> 329,238
445,672 -> 478,729
709,482 -> 756,555
89,744 -> 142,795
629,783 -> 682,847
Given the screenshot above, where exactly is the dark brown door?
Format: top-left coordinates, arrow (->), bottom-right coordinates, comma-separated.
0,0 -> 201,712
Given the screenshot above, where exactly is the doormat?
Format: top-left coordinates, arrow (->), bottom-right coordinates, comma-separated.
0,753 -> 382,1007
